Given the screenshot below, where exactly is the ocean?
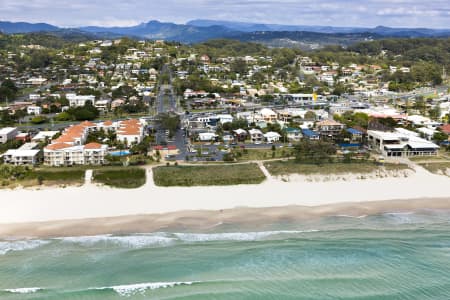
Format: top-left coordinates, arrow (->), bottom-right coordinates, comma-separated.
1,209 -> 450,299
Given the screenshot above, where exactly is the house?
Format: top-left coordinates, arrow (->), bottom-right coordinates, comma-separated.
198,132 -> 217,142
94,99 -> 111,112
367,129 -> 439,157
0,127 -> 18,144
346,128 -> 363,141
249,129 -> 264,144
27,106 -> 42,115
264,131 -> 281,143
439,124 -> 450,135
26,77 -> 47,86
259,108 -> 277,123
285,127 -> 302,142
2,143 -> 41,165
66,94 -> 96,107
15,132 -> 30,142
233,129 -> 248,142
31,131 -> 59,142
302,129 -> 320,140
315,120 -> 345,138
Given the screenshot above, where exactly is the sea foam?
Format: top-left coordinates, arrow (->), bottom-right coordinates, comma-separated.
0,240 -> 49,255
58,234 -> 175,248
3,287 -> 42,294
173,230 -> 319,242
95,281 -> 195,296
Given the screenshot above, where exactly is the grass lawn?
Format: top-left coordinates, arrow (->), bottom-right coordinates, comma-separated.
153,163 -> 266,186
93,167 -> 146,189
419,162 -> 450,175
409,155 -> 449,162
264,160 -> 410,176
234,148 -> 294,161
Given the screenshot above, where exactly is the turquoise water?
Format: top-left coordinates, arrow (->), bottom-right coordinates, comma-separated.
1,210 -> 450,299
109,151 -> 131,157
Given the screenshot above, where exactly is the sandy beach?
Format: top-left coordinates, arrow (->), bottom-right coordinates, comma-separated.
0,164 -> 449,237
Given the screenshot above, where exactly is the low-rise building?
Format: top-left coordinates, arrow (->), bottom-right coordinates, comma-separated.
2,143 -> 41,165
0,127 -> 18,144
316,120 -> 345,138
116,119 -> 145,146
368,129 -> 439,157
249,129 -> 264,144
27,106 -> 42,115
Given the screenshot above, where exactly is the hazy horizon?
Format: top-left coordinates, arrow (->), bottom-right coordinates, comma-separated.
1,0 -> 449,29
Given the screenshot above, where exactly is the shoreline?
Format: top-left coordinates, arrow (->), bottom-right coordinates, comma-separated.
0,164 -> 449,238
1,198 -> 450,239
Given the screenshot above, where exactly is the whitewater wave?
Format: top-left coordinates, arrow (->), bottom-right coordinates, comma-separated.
94,281 -> 196,296
0,230 -> 320,254
2,287 -> 42,294
57,234 -> 175,248
0,240 -> 49,255
173,230 -> 319,242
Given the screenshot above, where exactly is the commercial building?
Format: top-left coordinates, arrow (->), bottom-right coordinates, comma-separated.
368,129 -> 439,157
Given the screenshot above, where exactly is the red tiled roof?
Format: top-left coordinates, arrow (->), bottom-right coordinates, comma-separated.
84,142 -> 102,150
45,143 -> 71,150
440,124 -> 450,135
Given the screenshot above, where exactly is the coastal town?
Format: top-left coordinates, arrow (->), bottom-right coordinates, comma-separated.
1,35 -> 450,188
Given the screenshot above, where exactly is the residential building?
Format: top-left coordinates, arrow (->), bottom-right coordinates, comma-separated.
368,129 -> 439,157
285,127 -> 302,142
264,131 -> 281,143
27,106 -> 42,115
66,93 -> 96,107
0,127 -> 18,144
2,143 -> 41,165
302,129 -> 320,140
315,120 -> 345,138
249,129 -> 264,144
116,119 -> 145,146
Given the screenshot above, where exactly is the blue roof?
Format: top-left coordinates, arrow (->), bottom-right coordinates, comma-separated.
347,128 -> 363,135
302,129 -> 319,137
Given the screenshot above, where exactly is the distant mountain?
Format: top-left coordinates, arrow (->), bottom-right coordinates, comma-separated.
0,21 -> 59,33
79,20 -> 237,43
1,19 -> 449,48
188,19 -> 450,38
188,19 -> 361,34
230,31 -> 381,50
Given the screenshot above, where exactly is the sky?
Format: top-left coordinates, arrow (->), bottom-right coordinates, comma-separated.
1,0 -> 449,29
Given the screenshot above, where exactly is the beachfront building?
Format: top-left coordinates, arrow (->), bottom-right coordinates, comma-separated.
116,119 -> 145,146
315,120 -> 345,139
367,129 -> 439,157
2,143 -> 41,166
44,142 -> 108,166
43,122 -> 108,166
0,127 -> 18,144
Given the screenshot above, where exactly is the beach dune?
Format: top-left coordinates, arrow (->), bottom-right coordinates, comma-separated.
0,166 -> 449,237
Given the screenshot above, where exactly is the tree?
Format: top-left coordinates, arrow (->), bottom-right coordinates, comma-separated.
293,140 -> 336,163
429,105 -> 441,121
30,116 -> 48,124
158,113 -> 180,138
304,111 -> 316,120
0,79 -> 18,102
433,131 -> 448,144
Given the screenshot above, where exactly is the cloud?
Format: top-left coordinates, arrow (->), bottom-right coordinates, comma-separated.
0,0 -> 448,28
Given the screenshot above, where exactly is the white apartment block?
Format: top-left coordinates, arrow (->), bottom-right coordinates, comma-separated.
0,127 -> 18,144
